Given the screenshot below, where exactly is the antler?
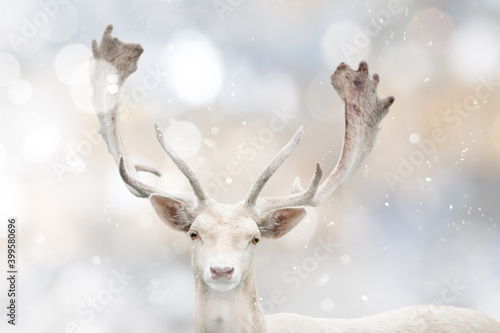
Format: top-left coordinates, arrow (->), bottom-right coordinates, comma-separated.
90,26 -> 392,212
244,126 -> 324,207
246,61 -> 394,213
90,25 -> 209,203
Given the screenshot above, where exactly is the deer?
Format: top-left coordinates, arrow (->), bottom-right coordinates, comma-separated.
90,25 -> 500,333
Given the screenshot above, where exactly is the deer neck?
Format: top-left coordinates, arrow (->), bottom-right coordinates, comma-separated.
193,264 -> 267,333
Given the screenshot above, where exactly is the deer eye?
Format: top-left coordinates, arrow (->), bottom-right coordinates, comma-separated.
252,236 -> 260,245
189,231 -> 198,240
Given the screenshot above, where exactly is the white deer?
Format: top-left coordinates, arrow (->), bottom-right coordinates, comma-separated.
90,25 -> 500,333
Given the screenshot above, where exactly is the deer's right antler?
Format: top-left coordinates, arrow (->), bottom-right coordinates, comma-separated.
91,25 -> 209,204
246,61 -> 394,213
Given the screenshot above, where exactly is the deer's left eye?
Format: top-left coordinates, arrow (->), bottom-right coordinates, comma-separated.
252,237 -> 260,245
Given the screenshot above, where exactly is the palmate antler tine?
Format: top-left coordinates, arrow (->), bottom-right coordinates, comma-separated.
312,61 -> 394,205
91,25 -> 160,198
244,126 -> 306,207
255,61 -> 394,212
91,25 -> 206,201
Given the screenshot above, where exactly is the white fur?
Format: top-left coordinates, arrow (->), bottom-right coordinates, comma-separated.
187,203 -> 500,333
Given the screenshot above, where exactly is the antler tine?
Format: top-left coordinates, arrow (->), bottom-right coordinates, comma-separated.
255,61 -> 394,212
118,157 -> 162,198
244,126 -> 306,207
91,25 -> 206,202
254,163 -> 323,212
118,157 -> 195,202
154,124 -> 209,203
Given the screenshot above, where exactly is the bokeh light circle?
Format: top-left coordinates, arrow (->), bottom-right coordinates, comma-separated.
164,121 -> 202,159
22,123 -> 62,164
165,30 -> 224,107
321,20 -> 371,68
449,19 -> 500,83
40,4 -> 80,42
0,141 -> 7,173
0,53 -> 21,87
8,79 -> 33,104
54,44 -> 91,86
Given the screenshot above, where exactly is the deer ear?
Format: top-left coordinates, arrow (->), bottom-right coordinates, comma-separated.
149,194 -> 194,232
259,207 -> 307,239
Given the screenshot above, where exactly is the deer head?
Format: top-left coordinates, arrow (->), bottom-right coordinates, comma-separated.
91,25 -> 394,294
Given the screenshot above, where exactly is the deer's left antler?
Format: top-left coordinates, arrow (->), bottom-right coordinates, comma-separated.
246,61 -> 394,212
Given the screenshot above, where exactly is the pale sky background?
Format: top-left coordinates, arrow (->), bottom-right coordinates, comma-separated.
0,0 -> 499,332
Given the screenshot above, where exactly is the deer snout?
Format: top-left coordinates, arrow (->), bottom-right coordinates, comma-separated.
210,265 -> 234,281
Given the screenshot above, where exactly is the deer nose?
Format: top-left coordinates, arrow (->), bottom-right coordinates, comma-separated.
210,265 -> 234,281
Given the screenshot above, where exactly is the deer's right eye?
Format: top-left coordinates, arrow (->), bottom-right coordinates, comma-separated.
190,231 -> 199,240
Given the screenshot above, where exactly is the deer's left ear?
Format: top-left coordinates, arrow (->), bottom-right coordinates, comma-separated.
259,207 -> 307,239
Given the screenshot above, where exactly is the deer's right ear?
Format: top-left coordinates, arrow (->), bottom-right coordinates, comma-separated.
149,194 -> 194,232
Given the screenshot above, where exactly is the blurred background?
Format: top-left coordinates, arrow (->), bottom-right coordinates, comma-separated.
1,0 -> 499,332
